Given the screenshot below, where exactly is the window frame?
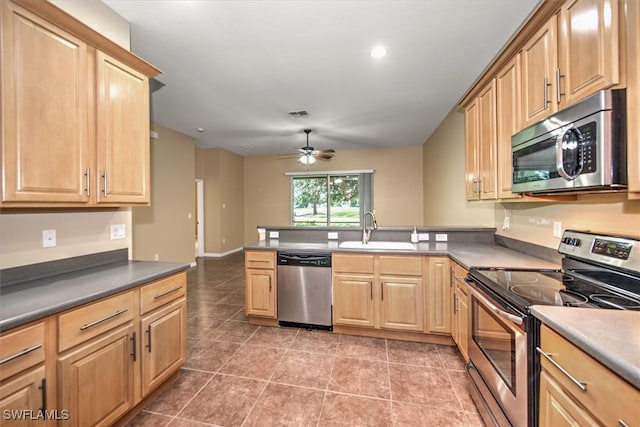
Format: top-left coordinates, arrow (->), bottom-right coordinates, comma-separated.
287,170 -> 373,228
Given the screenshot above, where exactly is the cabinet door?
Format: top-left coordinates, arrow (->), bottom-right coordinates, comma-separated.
539,370 -> 599,427
456,283 -> 469,362
478,80 -> 497,200
141,298 -> 186,396
0,1 -> 90,204
95,51 -> 150,205
495,56 -> 521,199
333,274 -> 375,328
425,257 -> 451,334
245,268 -> 276,318
521,15 -> 559,127
558,0 -> 619,106
379,276 -> 423,332
627,0 -> 640,197
464,100 -> 480,200
0,366 -> 47,427
58,324 -> 135,427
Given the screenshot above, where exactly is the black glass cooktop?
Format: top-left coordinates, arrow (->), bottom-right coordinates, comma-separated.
470,268 -> 640,311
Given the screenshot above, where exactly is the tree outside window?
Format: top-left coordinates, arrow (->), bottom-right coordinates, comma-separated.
292,174 -> 364,227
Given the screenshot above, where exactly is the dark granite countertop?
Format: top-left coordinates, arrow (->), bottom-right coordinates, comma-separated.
0,260 -> 189,331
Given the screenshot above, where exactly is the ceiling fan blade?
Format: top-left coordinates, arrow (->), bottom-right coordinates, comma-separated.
314,153 -> 334,160
277,154 -> 301,159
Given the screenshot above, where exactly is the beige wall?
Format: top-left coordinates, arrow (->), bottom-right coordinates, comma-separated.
195,148 -> 244,255
132,124 -> 196,264
244,145 -> 424,244
0,0 -> 133,269
423,108 -> 495,227
422,108 -> 640,250
50,0 -> 130,49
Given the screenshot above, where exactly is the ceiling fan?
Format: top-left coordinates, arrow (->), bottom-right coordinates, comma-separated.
279,129 -> 335,164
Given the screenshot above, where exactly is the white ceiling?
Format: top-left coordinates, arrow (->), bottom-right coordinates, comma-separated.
104,0 -> 540,157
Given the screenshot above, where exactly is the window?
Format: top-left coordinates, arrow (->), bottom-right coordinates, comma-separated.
290,172 -> 372,227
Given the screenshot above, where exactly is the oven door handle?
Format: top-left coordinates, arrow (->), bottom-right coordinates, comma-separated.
470,285 -> 524,326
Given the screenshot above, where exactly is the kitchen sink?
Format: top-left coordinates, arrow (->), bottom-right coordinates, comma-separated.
338,241 -> 417,250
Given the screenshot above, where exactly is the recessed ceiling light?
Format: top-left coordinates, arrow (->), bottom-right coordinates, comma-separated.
370,45 -> 388,59
197,128 -> 205,132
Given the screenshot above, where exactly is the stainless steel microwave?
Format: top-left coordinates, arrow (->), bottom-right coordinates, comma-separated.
511,89 -> 626,194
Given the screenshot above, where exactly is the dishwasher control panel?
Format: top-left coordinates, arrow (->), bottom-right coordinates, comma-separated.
277,252 -> 332,267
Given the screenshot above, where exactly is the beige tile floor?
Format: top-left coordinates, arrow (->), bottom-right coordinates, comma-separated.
127,253 -> 482,427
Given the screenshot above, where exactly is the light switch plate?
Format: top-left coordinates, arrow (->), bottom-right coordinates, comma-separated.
328,232 -> 338,240
269,231 -> 279,239
418,233 -> 429,241
435,233 -> 448,242
553,221 -> 562,238
110,224 -> 126,240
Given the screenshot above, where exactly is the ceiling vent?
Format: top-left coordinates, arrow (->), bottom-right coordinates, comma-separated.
288,110 -> 309,118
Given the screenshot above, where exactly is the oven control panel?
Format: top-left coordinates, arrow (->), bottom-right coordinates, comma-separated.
592,239 -> 633,260
559,230 -> 639,272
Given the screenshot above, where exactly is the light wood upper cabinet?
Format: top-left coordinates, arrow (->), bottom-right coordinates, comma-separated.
0,1 -> 90,204
95,52 -> 150,204
626,0 -> 640,198
521,15 -> 559,128
558,0 -> 620,106
465,80 -> 497,200
495,56 -> 522,199
0,0 -> 160,208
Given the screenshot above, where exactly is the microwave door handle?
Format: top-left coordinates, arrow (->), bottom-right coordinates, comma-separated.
556,135 -> 572,180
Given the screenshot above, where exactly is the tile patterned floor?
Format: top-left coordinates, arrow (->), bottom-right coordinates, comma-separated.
127,253 -> 482,427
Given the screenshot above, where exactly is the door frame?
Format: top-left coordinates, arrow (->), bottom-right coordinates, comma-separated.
195,179 -> 204,258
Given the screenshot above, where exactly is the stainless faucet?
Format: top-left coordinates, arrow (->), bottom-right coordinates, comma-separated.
362,211 -> 378,244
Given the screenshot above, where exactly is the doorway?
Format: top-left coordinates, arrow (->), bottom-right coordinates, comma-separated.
195,179 -> 204,258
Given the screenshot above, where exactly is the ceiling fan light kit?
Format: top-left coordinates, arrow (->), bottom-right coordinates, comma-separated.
279,129 -> 335,165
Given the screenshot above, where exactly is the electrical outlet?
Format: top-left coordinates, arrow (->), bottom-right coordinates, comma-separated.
328,232 -> 338,240
435,233 -> 448,242
269,231 -> 279,239
553,221 -> 562,238
418,233 -> 429,241
110,224 -> 126,240
42,229 -> 56,248
154,253 -> 159,261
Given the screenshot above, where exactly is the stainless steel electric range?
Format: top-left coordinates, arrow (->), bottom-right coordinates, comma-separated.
465,230 -> 640,427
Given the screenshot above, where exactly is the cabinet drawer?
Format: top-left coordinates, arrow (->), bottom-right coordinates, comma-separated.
539,325 -> 640,427
379,255 -> 422,276
58,291 -> 135,352
0,322 -> 46,381
245,250 -> 275,269
140,272 -> 187,315
333,254 -> 374,274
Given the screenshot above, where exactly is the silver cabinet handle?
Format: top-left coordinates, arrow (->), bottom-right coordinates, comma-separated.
145,325 -> 152,352
154,286 -> 183,300
80,308 -> 128,330
555,68 -> 564,103
102,170 -> 108,197
268,275 -> 272,292
84,167 -> 90,197
536,347 -> 587,391
0,344 -> 42,365
619,420 -> 630,427
370,281 -> 373,300
543,77 -> 550,109
381,282 -> 384,301
453,294 -> 458,314
130,332 -> 137,361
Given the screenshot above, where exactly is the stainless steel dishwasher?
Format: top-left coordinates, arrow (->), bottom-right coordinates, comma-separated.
277,252 -> 332,330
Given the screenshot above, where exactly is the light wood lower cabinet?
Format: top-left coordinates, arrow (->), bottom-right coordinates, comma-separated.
245,250 -> 277,319
450,261 -> 469,361
140,298 -> 186,396
425,257 -> 450,334
0,322 -> 50,426
538,324 -> 639,427
58,324 -> 136,427
333,254 -> 436,333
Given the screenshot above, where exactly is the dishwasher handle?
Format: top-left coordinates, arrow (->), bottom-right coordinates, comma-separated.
277,252 -> 332,267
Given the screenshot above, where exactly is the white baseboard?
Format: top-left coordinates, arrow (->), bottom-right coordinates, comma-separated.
201,247 -> 243,258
